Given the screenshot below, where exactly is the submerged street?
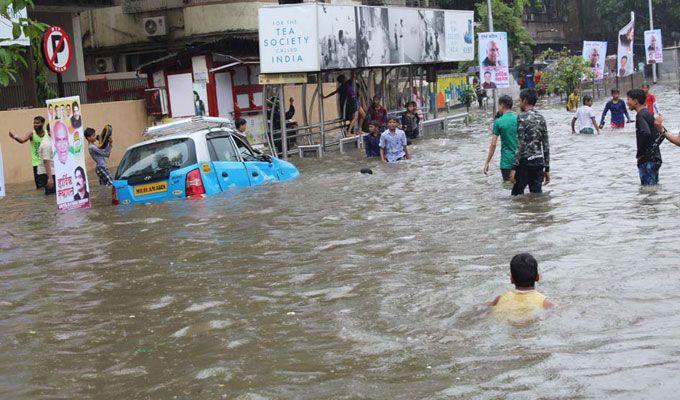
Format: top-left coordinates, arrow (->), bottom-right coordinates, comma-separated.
2,85 -> 680,399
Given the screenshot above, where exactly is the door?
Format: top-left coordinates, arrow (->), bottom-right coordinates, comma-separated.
232,135 -> 278,186
207,135 -> 251,190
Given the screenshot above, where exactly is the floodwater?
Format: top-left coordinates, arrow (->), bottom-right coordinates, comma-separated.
2,85 -> 680,399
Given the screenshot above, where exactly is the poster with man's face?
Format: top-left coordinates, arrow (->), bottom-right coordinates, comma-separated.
478,32 -> 509,89
644,29 -> 663,64
582,41 -> 607,80
46,96 -> 91,211
617,13 -> 634,77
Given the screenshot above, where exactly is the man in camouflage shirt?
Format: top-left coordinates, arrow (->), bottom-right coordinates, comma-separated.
509,89 -> 550,195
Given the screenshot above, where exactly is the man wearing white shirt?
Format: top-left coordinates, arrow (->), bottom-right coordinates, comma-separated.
572,95 -> 600,135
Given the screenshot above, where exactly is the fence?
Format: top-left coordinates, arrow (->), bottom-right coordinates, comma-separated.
579,72 -> 645,101
0,78 -> 148,111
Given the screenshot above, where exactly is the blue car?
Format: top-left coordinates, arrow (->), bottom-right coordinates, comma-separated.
112,117 -> 299,205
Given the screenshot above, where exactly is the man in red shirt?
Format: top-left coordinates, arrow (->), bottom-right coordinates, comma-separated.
642,84 -> 660,116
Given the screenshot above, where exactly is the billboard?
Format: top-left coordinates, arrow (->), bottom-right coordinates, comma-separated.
444,11 -> 474,61
0,6 -> 29,47
617,13 -> 634,77
318,5 -> 358,69
259,4 -> 473,73
478,32 -> 509,89
258,5 -> 320,73
46,96 -> 91,211
582,41 -> 607,80
644,29 -> 663,64
0,144 -> 5,198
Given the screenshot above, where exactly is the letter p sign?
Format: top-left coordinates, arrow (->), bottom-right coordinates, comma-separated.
43,26 -> 73,74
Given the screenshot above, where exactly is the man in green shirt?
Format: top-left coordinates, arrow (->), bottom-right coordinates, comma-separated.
483,95 -> 518,181
8,116 -> 47,189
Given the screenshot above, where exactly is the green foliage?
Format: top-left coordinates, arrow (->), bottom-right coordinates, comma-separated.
593,0 -> 680,43
457,84 -> 476,107
31,37 -> 55,103
0,0 -> 49,86
539,48 -> 592,96
476,0 -> 536,63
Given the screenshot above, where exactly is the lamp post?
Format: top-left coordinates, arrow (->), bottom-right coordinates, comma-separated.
648,0 -> 657,84
487,0 -> 497,115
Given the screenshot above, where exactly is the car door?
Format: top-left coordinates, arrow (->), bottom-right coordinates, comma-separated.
231,135 -> 279,186
206,134 -> 251,190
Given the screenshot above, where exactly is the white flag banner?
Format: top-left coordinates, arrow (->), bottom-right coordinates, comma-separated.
617,12 -> 635,77
0,143 -> 5,198
644,29 -> 663,64
478,32 -> 510,89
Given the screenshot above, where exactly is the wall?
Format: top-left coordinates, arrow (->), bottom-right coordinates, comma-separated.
0,100 -> 148,186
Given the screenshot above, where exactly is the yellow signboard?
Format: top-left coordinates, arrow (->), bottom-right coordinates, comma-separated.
258,73 -> 308,85
436,75 -> 469,109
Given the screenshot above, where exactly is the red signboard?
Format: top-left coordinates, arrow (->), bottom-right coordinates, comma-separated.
42,26 -> 73,74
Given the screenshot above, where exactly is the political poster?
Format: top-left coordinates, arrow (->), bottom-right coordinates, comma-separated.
0,144 -> 5,198
617,13 -> 635,77
444,10 -> 474,62
478,32 -> 509,89
258,4 -> 320,73
318,5 -> 358,69
582,41 -> 607,80
46,96 -> 91,211
644,29 -> 663,64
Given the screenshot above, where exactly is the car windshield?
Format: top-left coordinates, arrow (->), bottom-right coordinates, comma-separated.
116,138 -> 196,180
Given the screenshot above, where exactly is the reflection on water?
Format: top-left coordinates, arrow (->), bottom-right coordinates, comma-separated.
2,86 -> 680,399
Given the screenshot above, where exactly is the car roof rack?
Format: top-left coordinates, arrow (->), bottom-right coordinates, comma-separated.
143,116 -> 236,138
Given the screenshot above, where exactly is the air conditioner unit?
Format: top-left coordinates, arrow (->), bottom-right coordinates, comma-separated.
143,16 -> 167,37
94,57 -> 115,73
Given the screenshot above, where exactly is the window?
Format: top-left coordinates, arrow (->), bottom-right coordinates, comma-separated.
207,136 -> 239,162
116,138 -> 195,180
232,135 -> 259,162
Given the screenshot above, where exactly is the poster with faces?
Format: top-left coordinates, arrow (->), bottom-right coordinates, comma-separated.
582,41 -> 607,80
617,13 -> 635,77
644,30 -> 663,64
46,96 -> 91,211
478,32 -> 509,89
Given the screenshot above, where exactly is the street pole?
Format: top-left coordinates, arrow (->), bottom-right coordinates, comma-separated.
648,0 -> 657,84
487,0 -> 497,116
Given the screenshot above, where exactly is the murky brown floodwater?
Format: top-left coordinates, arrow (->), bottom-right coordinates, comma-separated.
2,85 -> 680,399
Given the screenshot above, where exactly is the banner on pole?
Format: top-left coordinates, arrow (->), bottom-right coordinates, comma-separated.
46,96 -> 91,211
617,13 -> 635,77
478,32 -> 509,89
644,29 -> 663,64
0,144 -> 5,198
582,41 -> 607,80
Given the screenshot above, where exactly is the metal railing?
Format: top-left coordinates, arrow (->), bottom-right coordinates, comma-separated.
0,78 -> 148,111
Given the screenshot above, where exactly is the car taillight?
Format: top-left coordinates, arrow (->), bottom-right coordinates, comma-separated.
111,186 -> 119,205
185,168 -> 206,198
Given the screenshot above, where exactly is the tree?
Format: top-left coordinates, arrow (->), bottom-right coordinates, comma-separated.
476,0 -> 536,63
0,0 -> 48,86
538,48 -> 591,96
593,0 -> 680,43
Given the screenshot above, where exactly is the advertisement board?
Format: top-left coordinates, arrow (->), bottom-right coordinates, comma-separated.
258,5 -> 320,73
0,144 -> 5,198
478,32 -> 509,89
0,6 -> 29,47
444,11 -> 474,61
436,74 -> 468,109
617,13 -> 635,77
582,41 -> 607,80
46,96 -> 91,211
644,30 -> 663,64
259,4 -> 473,72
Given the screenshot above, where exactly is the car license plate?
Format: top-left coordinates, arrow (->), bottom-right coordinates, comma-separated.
134,181 -> 168,197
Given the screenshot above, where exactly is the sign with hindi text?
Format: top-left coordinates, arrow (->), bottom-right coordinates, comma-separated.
644,30 -> 663,64
46,96 -> 90,211
617,13 -> 635,77
478,32 -> 509,89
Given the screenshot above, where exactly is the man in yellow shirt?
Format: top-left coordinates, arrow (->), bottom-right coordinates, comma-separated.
567,89 -> 580,112
488,253 -> 555,317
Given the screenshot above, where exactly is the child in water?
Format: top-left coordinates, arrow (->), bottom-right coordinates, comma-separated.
488,253 -> 555,315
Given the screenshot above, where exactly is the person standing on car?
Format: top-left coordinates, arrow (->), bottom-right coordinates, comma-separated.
85,127 -> 114,186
